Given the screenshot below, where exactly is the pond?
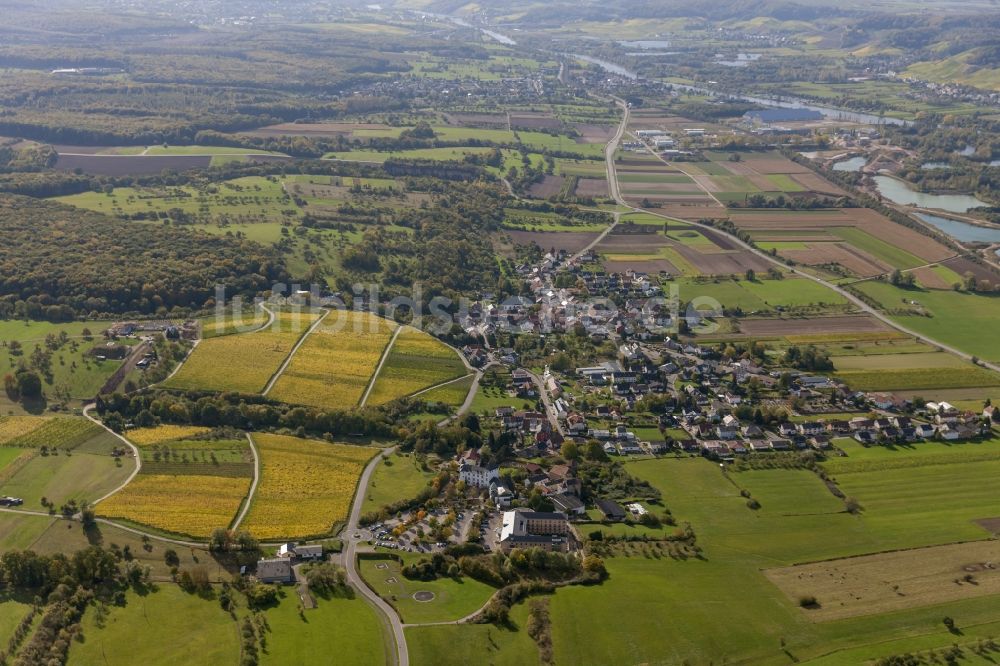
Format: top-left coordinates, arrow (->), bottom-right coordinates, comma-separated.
874,176 -> 990,213
832,156 -> 866,172
913,212 -> 1000,244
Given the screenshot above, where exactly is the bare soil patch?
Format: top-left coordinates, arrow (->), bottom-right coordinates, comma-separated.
913,266 -> 951,290
674,246 -> 771,275
573,123 -> 615,143
604,258 -> 679,274
742,156 -> 812,174
528,175 -> 567,199
790,172 -> 847,196
511,114 -> 562,131
575,178 -> 608,198
942,256 -> 1000,285
446,113 -> 508,128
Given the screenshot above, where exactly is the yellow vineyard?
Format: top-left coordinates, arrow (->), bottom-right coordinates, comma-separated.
0,416 -> 46,445
166,310 -> 321,394
366,326 -> 468,406
268,310 -> 396,409
126,425 -> 211,447
242,433 -> 374,539
97,474 -> 251,538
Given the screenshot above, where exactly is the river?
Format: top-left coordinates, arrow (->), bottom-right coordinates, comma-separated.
874,175 -> 990,212
566,53 -> 905,125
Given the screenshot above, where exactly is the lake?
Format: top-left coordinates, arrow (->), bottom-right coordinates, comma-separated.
913,212 -> 1000,244
874,175 -> 990,212
619,40 -> 672,49
833,156 -> 866,172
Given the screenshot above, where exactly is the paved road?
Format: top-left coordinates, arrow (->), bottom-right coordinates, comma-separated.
261,308 -> 329,395
564,98 -> 630,267
526,370 -> 563,436
360,325 -> 404,408
343,447 -> 408,666
611,134 -> 1000,374
230,433 -> 260,530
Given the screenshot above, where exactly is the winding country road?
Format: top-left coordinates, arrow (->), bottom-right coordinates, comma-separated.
83,403 -> 141,505
342,447 -> 409,666
230,433 -> 260,530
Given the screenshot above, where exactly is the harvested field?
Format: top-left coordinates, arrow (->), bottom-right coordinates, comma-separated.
690,175 -> 721,193
597,234 -> 668,253
777,243 -> 891,278
913,266 -> 951,289
446,112 -> 507,128
741,156 -> 812,174
657,204 -> 728,219
730,209 -> 954,264
528,175 -> 567,199
739,315 -> 889,337
942,256 -> 1000,285
604,259 -> 679,274
699,228 -> 739,251
54,154 -> 210,176
765,540 -> 1000,622
506,230 -> 600,253
572,123 -> 615,143
790,172 -> 847,196
574,178 -> 608,198
673,246 -> 771,275
510,114 -> 561,130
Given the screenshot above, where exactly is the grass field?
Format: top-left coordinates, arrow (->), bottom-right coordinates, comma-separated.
406,602 -> 536,666
243,434 -> 375,540
366,327 -> 466,406
677,277 -> 847,312
855,282 -> 1000,362
0,319 -> 129,401
0,511 -> 223,580
538,456 -> 1000,664
67,586 -> 240,666
830,227 -> 926,270
260,593 -> 387,666
269,310 -> 395,409
166,310 -> 320,394
417,375 -> 475,408
0,599 -> 32,647
56,176 -> 299,225
835,366 -> 1000,391
359,553 -> 496,624
362,452 -> 436,514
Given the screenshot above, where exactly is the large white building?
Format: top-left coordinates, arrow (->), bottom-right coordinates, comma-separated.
459,461 -> 499,488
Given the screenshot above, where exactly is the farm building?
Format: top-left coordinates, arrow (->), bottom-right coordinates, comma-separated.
256,558 -> 294,584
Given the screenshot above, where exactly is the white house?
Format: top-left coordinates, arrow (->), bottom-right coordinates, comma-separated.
459,462 -> 499,489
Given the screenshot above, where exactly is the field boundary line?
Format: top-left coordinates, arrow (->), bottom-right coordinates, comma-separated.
408,372 -> 475,399
83,403 -> 141,506
261,308 -> 330,396
230,433 -> 260,530
359,324 -> 404,408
